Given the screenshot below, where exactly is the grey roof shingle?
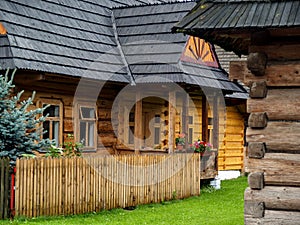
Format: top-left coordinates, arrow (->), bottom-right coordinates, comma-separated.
174,0 -> 300,30
0,0 -> 247,95
113,2 -> 246,93
172,0 -> 300,55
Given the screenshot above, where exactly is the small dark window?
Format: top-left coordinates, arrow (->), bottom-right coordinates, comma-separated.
208,117 -> 213,126
80,107 -> 95,119
154,127 -> 160,145
43,104 -> 59,117
188,128 -> 193,144
188,116 -> 193,124
154,114 -> 160,123
129,112 -> 135,123
128,126 -> 134,144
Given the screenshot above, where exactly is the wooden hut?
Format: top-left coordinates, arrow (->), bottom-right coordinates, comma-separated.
0,0 -> 247,178
173,0 -> 300,223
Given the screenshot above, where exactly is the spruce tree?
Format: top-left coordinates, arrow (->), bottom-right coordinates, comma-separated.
0,69 -> 53,165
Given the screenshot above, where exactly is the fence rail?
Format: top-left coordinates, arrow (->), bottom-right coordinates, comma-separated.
15,154 -> 200,217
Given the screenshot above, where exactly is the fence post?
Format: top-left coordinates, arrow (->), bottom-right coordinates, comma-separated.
10,167 -> 16,218
0,158 -> 11,219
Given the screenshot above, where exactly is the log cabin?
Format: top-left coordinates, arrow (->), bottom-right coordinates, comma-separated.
173,0 -> 300,223
0,0 -> 247,178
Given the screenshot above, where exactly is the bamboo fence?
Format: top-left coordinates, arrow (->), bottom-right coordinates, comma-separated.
15,154 -> 200,217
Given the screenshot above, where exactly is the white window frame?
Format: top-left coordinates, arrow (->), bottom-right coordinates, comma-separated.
75,102 -> 97,151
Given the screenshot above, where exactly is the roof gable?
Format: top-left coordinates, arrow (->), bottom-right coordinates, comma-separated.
181,36 -> 219,68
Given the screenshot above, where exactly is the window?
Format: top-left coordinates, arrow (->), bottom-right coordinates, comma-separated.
39,99 -> 63,147
208,117 -> 213,145
154,114 -> 161,145
128,126 -> 134,144
127,112 -> 135,144
76,103 -> 97,151
188,116 -> 193,125
188,127 -> 193,144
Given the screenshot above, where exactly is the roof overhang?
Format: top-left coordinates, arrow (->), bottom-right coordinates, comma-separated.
172,0 -> 300,55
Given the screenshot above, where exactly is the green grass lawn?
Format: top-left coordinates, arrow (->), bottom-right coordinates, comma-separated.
3,176 -> 248,225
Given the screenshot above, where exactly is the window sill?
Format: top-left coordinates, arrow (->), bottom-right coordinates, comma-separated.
81,148 -> 97,153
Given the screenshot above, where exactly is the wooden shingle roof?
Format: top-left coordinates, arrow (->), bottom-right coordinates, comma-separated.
172,0 -> 300,55
0,0 -> 246,94
113,3 -> 245,92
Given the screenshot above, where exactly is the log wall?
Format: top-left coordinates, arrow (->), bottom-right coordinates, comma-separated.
17,77 -> 245,171
230,41 -> 300,224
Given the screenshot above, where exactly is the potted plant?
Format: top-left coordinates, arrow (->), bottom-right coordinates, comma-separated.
192,139 -> 212,156
175,133 -> 185,150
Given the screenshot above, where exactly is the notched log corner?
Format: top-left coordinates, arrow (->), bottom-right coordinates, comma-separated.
244,201 -> 265,218
248,112 -> 268,128
250,81 -> 268,98
247,52 -> 268,76
248,142 -> 265,159
248,172 -> 264,190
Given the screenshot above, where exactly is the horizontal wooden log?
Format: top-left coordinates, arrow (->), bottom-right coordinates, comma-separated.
245,186 -> 300,211
14,73 -> 45,83
98,133 -> 117,147
229,61 -> 248,82
246,153 -> 300,186
98,121 -> 114,132
64,106 -> 73,118
98,108 -> 112,120
249,44 -> 300,60
247,88 -> 300,120
63,119 -> 73,133
245,209 -> 300,225
230,61 -> 300,86
247,121 -> 300,151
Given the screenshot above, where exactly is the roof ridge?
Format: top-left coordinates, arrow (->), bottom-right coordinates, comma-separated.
111,11 -> 136,85
205,0 -> 296,3
112,0 -> 195,10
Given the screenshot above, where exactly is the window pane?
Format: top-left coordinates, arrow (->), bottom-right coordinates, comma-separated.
188,116 -> 193,124
128,126 -> 134,144
154,114 -> 160,123
154,127 -> 160,145
88,122 -> 95,147
43,104 -> 59,117
43,121 -> 50,139
53,121 -> 59,147
189,128 -> 193,144
129,112 -> 135,123
81,107 -> 95,119
80,122 -> 86,146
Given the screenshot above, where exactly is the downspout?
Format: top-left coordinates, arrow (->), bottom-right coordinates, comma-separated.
111,11 -> 136,86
